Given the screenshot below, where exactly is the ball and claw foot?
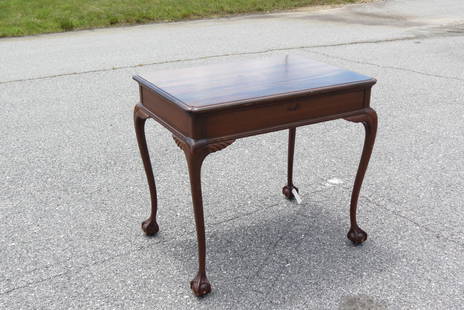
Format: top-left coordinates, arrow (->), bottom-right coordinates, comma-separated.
347,227 -> 368,245
190,273 -> 211,297
282,185 -> 299,200
141,218 -> 159,236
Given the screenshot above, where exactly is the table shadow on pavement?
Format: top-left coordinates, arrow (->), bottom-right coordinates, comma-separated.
162,199 -> 395,308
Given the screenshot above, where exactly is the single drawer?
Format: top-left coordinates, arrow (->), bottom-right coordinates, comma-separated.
198,89 -> 366,139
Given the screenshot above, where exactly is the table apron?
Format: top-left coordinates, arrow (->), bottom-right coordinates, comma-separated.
139,86 -> 372,144
194,88 -> 367,139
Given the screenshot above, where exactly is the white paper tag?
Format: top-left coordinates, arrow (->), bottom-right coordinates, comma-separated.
292,189 -> 302,204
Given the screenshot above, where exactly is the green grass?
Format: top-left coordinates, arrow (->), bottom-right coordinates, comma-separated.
0,0 -> 359,37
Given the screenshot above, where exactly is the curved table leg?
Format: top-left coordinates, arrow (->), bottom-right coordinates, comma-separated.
344,108 -> 378,244
282,127 -> 299,199
186,149 -> 211,297
173,136 -> 234,297
134,105 -> 159,236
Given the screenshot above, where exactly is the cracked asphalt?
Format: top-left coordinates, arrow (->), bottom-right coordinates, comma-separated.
1,0 -> 464,309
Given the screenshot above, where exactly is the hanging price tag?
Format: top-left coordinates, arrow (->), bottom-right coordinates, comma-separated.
292,189 -> 302,204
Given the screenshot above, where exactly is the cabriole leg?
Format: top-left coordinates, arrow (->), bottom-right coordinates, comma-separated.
172,136 -> 235,297
344,108 -> 378,244
185,149 -> 211,297
282,127 -> 299,199
134,105 -> 159,236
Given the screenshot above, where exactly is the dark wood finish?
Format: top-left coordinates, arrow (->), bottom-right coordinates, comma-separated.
198,88 -> 366,139
344,108 -> 378,244
134,105 -> 159,236
134,55 -> 373,109
132,55 -> 378,297
282,127 -> 299,199
171,136 -> 235,296
134,56 -> 375,141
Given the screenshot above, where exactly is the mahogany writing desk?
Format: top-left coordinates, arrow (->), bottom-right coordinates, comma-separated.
133,55 -> 377,297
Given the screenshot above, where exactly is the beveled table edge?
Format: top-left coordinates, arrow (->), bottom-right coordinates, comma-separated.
133,75 -> 377,113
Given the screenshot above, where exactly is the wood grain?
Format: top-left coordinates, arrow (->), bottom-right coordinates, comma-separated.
134,55 -> 375,111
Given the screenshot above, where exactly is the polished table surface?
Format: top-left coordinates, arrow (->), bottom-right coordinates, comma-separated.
134,55 -> 374,110
132,55 -> 378,297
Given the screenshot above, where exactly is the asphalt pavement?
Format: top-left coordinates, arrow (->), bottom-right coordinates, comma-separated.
1,0 -> 464,309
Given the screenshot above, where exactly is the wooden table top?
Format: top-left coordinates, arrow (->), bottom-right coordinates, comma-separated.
133,55 -> 375,112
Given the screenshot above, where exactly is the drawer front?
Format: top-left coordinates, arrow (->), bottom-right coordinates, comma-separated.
200,89 -> 366,139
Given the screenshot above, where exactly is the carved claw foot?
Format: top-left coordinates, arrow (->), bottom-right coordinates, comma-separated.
347,227 -> 367,245
282,185 -> 299,200
141,217 -> 159,236
190,272 -> 211,297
